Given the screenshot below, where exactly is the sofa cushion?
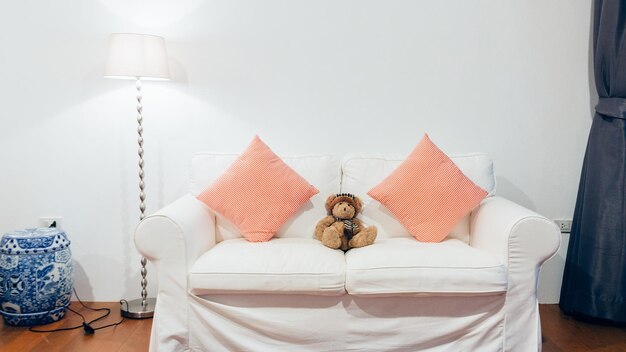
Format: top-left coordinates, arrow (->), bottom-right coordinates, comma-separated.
367,134 -> 488,243
189,238 -> 346,295
191,152 -> 339,242
345,238 -> 507,296
341,152 -> 495,243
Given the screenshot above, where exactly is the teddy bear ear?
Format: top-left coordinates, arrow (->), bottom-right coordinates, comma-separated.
325,194 -> 337,212
353,196 -> 363,213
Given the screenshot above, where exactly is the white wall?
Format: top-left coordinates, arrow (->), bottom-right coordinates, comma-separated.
0,0 -> 592,301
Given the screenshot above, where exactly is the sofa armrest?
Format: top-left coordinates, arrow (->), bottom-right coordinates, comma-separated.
470,196 -> 560,266
135,194 -> 216,269
134,194 -> 215,351
470,196 -> 560,351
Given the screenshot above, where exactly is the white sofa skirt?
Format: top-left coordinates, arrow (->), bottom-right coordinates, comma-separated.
181,293 -> 505,351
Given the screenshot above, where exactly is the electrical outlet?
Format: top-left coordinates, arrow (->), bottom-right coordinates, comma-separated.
554,219 -> 572,233
40,217 -> 62,230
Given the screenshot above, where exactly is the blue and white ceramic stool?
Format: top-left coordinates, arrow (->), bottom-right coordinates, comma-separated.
0,228 -> 74,326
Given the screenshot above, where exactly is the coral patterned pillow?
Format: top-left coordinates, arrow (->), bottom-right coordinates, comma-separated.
367,134 -> 488,243
197,136 -> 319,242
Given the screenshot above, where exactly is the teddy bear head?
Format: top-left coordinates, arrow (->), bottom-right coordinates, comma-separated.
325,193 -> 363,220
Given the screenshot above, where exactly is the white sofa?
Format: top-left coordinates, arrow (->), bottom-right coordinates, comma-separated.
135,152 -> 560,352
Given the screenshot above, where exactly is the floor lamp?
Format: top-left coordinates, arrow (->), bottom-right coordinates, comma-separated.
104,33 -> 170,319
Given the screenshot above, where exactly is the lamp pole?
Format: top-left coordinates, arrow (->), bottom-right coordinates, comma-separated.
104,33 -> 170,319
120,77 -> 156,318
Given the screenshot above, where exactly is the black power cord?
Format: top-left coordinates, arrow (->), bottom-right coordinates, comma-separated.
29,288 -> 125,334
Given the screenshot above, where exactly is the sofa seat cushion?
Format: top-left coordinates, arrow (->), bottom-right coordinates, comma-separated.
189,238 -> 346,296
345,238 -> 507,296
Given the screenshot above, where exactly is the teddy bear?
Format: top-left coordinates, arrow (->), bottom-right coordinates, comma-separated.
314,193 -> 377,251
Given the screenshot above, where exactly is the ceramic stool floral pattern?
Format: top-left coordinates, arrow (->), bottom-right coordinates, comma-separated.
0,228 -> 73,326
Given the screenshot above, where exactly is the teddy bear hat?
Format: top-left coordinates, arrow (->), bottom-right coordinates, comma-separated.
326,193 -> 361,214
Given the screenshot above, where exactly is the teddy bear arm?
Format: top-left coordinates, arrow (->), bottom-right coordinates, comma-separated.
331,221 -> 344,233
322,227 -> 343,249
314,215 -> 337,241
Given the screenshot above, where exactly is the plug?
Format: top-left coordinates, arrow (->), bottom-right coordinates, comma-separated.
83,322 -> 95,335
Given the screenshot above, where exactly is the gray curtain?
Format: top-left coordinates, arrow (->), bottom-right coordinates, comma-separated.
560,0 -> 626,323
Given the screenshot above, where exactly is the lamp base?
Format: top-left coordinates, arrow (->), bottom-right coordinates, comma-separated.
120,298 -> 156,319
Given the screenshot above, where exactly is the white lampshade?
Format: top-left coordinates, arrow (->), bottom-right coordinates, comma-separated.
104,33 -> 170,80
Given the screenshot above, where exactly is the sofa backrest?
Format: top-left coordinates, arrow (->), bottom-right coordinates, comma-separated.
340,154 -> 496,243
190,153 -> 340,242
190,152 -> 495,244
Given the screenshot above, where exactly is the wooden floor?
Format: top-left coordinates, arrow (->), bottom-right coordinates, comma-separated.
0,303 -> 625,351
541,305 -> 626,352
0,302 -> 151,352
